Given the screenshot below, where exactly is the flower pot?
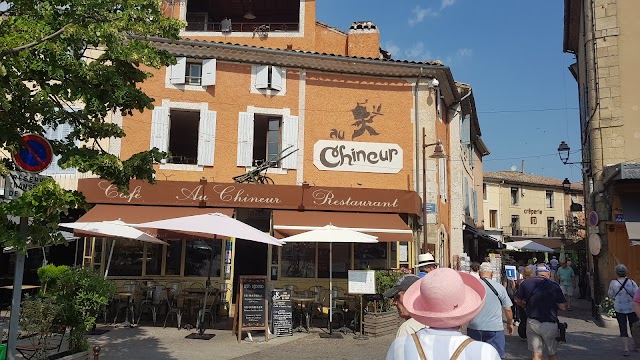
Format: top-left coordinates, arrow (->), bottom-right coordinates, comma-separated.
598,314 -> 618,329
363,311 -> 402,337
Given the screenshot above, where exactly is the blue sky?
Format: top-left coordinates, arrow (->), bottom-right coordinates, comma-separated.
317,0 -> 583,182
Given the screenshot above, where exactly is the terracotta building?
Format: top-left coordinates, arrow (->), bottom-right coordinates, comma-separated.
71,0 -> 489,304
563,0 -> 640,303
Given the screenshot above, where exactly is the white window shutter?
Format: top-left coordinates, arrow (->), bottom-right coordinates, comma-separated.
197,110 -> 217,166
42,123 -> 76,175
255,65 -> 269,89
201,59 -> 217,86
169,57 -> 186,84
439,157 -> 447,201
281,115 -> 298,169
237,112 -> 254,167
270,66 -> 283,91
150,107 -> 170,152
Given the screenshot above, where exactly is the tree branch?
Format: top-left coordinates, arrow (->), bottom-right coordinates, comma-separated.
0,23 -> 73,58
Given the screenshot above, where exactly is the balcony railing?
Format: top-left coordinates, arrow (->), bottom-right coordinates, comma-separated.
184,21 -> 299,33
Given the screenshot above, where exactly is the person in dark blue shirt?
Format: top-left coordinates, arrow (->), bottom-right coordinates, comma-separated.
514,264 -> 567,360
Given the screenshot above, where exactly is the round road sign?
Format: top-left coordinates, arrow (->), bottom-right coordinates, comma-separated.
588,211 -> 599,227
589,233 -> 602,256
12,134 -> 53,173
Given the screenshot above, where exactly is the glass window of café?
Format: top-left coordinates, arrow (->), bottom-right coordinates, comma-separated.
278,242 -> 399,279
88,238 -> 222,278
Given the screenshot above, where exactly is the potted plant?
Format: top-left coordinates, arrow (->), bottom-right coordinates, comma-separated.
597,296 -> 618,328
18,297 -> 61,360
362,270 -> 406,337
38,265 -> 115,357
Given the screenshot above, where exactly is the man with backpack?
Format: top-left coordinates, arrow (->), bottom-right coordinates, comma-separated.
514,264 -> 567,360
607,264 -> 638,357
467,262 -> 514,359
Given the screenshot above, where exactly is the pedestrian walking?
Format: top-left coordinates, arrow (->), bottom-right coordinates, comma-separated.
514,264 -> 567,360
556,261 -> 576,311
416,253 -> 439,278
467,262 -> 514,359
516,266 -> 535,339
383,274 -> 427,337
386,268 -> 501,360
470,262 -> 481,279
550,256 -> 559,282
607,264 -> 638,357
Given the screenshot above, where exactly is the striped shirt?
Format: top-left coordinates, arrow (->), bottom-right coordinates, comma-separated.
386,328 -> 501,360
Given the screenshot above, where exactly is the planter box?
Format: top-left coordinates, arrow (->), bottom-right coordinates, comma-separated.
49,350 -> 91,360
597,314 -> 618,329
363,311 -> 401,337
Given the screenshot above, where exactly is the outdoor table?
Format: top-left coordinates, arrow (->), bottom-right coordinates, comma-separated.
290,296 -> 315,333
116,292 -> 135,327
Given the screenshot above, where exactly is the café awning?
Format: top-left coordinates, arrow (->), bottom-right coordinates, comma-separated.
77,204 -> 233,223
272,210 -> 413,242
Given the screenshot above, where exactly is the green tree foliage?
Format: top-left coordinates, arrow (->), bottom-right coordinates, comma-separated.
0,0 -> 183,250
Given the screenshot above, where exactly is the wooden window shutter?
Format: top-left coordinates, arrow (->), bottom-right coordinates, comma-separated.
201,59 -> 217,86
237,112 -> 254,167
169,57 -> 186,84
197,110 -> 217,166
255,65 -> 269,89
281,115 -> 298,169
150,107 -> 170,152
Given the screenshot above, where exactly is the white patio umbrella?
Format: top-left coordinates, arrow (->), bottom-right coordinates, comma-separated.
282,225 -> 378,337
134,212 -> 284,337
60,220 -> 167,278
505,240 -> 554,253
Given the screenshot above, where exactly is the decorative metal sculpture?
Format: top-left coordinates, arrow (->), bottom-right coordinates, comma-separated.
232,145 -> 298,184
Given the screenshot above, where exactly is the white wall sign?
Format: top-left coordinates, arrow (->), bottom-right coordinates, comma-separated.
348,270 -> 376,294
313,140 -> 403,174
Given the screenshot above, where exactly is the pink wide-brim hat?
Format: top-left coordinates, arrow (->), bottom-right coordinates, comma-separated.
403,267 -> 486,328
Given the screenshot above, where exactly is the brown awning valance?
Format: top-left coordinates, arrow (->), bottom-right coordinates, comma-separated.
273,210 -> 414,242
77,204 -> 233,223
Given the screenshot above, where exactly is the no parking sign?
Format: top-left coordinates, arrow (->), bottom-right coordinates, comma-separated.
12,134 -> 53,173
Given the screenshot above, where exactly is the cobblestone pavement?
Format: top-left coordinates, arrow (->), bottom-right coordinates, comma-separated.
85,298 -> 621,360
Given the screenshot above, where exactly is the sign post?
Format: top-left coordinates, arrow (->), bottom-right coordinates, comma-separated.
6,134 -> 53,360
348,270 -> 376,340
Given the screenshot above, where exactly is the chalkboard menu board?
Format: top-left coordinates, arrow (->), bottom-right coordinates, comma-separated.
233,276 -> 269,342
271,289 -> 293,337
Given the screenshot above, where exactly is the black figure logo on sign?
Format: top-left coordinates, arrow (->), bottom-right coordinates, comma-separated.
327,100 -> 384,140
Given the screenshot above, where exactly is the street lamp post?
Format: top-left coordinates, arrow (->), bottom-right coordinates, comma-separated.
421,127 -> 447,255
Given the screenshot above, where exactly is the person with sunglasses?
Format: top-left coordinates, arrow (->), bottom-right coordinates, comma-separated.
384,274 -> 427,337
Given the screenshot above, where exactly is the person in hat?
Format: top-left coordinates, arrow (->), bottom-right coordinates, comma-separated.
386,268 -> 501,360
607,264 -> 639,357
384,274 -> 427,337
417,253 -> 439,278
467,262 -> 514,359
550,256 -> 559,282
514,264 -> 567,360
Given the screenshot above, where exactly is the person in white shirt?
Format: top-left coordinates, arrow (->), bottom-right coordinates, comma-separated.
383,274 -> 427,337
386,268 -> 501,360
607,264 -> 639,357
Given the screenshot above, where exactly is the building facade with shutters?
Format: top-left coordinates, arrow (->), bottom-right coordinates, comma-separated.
563,0 -> 640,303
72,0 -> 488,305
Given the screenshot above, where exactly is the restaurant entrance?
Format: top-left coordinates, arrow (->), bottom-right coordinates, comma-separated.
232,209 -> 270,303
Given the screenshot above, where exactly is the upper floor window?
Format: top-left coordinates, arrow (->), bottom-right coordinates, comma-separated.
150,103 -> 217,168
42,123 -> 78,175
167,57 -> 216,90
510,187 -> 519,205
183,0 -> 301,34
546,190 -> 554,208
237,110 -> 299,170
254,65 -> 284,91
482,183 -> 487,201
489,210 -> 497,228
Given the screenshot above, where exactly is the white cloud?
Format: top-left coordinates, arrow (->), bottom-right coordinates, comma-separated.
456,48 -> 473,58
444,48 -> 473,65
381,41 -> 401,59
441,0 -> 456,9
404,42 -> 433,61
408,5 -> 437,26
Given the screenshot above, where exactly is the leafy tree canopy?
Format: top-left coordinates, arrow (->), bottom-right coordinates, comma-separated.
0,0 -> 182,250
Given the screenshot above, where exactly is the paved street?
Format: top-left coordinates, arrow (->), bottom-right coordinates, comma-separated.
80,298 -> 620,360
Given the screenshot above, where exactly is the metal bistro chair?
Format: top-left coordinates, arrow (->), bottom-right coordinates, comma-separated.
113,281 -> 138,325
163,282 -> 183,329
137,283 -> 164,326
195,288 -> 221,329
308,286 -> 324,323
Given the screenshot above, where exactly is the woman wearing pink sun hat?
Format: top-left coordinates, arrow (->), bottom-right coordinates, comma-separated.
386,268 -> 501,360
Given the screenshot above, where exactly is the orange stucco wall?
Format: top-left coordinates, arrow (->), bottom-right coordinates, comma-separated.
347,32 -> 381,58
121,63 -> 415,191
314,25 -> 348,55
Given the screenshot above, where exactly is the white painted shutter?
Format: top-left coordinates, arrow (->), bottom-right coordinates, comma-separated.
197,110 -> 216,166
42,123 -> 75,175
281,115 -> 298,169
150,107 -> 170,152
439,157 -> 447,202
237,112 -> 254,167
270,66 -> 283,91
255,65 -> 269,89
201,59 -> 217,86
169,57 -> 186,84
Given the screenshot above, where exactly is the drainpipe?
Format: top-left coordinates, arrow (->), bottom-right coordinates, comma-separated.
414,68 -> 424,271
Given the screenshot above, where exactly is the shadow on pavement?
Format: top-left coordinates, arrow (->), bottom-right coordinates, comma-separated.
89,326 -> 178,360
